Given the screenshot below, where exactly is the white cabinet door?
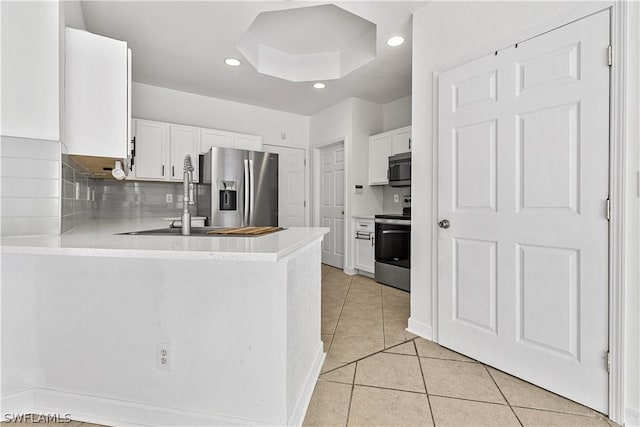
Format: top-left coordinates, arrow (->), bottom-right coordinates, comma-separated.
369,133 -> 391,185
133,120 -> 167,180
233,134 -> 262,151
391,127 -> 412,155
169,125 -> 199,181
200,129 -> 233,153
65,28 -> 129,159
437,11 -> 609,412
354,219 -> 374,273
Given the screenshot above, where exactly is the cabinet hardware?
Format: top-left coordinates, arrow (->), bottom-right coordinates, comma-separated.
162,165 -> 165,176
409,138 -> 411,150
172,166 -> 175,177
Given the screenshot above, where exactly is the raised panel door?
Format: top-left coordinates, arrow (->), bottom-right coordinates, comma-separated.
437,11 -> 610,412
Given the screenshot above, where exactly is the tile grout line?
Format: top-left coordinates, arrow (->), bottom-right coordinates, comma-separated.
351,382 -> 428,396
510,405 -> 612,420
415,339 -> 437,427
484,365 -> 524,426
345,361 -> 358,427
323,338 -> 417,373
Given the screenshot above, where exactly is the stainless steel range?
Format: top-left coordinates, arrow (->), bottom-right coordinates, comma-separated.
374,212 -> 410,292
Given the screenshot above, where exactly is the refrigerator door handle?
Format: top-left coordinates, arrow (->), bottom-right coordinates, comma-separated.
249,159 -> 255,225
243,159 -> 250,226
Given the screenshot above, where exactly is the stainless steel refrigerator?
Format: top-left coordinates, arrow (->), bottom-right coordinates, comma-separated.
197,147 -> 278,227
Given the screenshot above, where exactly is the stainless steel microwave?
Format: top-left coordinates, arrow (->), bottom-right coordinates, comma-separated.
388,152 -> 411,187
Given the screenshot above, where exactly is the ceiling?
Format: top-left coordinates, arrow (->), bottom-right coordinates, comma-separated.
80,1 -> 426,116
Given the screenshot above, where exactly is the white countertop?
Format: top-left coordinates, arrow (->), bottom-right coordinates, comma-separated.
1,218 -> 329,262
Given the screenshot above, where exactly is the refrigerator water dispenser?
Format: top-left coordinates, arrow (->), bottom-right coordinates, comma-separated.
219,181 -> 237,211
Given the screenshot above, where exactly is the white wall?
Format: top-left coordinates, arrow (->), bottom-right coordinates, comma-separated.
0,1 -> 63,237
132,83 -> 310,149
382,95 -> 411,132
1,1 -> 60,141
411,1 -> 640,424
310,98 -> 383,271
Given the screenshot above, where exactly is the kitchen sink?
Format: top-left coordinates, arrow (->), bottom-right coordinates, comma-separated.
118,227 -> 223,236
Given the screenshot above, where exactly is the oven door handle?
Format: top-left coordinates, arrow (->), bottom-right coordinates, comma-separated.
381,230 -> 410,234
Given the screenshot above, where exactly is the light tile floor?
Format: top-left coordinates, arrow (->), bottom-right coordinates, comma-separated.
305,264 -> 615,427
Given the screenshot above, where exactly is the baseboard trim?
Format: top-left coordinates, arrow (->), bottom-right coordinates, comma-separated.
407,317 -> 433,340
626,407 -> 640,427
287,348 -> 325,427
343,267 -> 357,275
1,388 -> 35,416
8,388 -> 273,426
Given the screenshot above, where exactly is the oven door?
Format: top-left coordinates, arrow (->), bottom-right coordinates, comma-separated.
375,221 -> 411,269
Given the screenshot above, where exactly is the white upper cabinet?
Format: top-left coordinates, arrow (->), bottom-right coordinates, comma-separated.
132,120 -> 167,180
131,118 -> 262,182
391,126 -> 412,155
200,129 -> 233,152
64,28 -> 131,159
200,130 -> 262,153
233,134 -> 262,151
169,125 -> 199,180
369,133 -> 392,185
368,126 -> 412,186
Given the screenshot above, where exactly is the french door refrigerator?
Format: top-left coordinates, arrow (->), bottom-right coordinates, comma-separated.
197,147 -> 278,227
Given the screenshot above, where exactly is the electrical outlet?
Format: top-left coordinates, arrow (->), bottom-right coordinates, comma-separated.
393,194 -> 400,203
157,343 -> 171,370
166,194 -> 173,203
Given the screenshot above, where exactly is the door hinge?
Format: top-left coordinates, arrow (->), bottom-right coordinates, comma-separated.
304,158 -> 307,166
608,45 -> 613,66
303,200 -> 306,207
606,198 -> 611,221
607,351 -> 611,372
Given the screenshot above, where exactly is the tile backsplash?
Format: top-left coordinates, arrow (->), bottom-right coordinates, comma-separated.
382,185 -> 411,214
95,180 -> 194,219
61,155 -> 96,233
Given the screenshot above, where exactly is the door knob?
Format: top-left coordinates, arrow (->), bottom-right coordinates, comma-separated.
438,219 -> 450,229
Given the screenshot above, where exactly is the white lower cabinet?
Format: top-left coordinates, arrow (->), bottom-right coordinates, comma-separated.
354,218 -> 375,274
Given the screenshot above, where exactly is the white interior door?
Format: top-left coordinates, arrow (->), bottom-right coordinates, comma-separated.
264,145 -> 306,227
320,143 -> 345,268
437,11 -> 610,412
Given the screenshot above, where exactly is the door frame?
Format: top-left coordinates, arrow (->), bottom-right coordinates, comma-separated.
429,3 -> 637,424
312,138 -> 347,266
263,143 -> 309,227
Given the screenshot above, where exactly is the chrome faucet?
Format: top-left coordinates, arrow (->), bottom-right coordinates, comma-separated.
181,155 -> 196,236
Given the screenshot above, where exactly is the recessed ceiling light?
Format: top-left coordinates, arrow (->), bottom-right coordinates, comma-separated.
386,36 -> 405,47
224,58 -> 241,67
313,82 -> 326,89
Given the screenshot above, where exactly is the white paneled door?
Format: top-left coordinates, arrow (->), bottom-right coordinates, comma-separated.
264,145 -> 306,227
320,143 -> 345,268
437,11 -> 610,412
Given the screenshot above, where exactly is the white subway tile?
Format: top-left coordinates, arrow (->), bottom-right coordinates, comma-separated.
1,177 -> 59,198
0,136 -> 60,160
1,157 -> 59,179
1,197 -> 59,217
1,217 -> 60,236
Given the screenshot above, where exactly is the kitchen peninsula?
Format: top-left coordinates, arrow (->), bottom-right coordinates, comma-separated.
1,219 -> 328,426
